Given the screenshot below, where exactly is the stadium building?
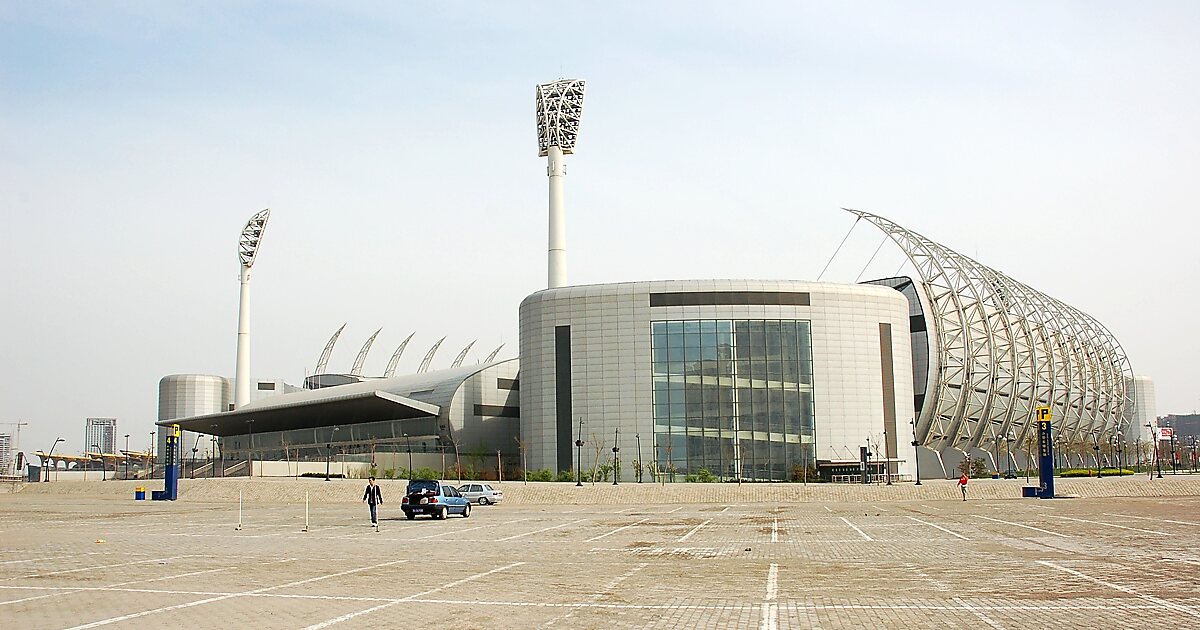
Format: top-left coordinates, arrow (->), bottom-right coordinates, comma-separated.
161,79 -> 1153,481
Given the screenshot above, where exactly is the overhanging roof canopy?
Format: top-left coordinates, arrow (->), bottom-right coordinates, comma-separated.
161,390 -> 441,437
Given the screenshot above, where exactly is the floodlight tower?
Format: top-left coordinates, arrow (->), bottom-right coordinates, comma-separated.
536,79 -> 586,289
234,209 -> 270,409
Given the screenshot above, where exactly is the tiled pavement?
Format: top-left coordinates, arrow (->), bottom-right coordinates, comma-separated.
1,489 -> 1198,629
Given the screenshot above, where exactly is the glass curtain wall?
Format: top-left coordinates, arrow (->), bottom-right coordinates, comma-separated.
651,319 -> 815,481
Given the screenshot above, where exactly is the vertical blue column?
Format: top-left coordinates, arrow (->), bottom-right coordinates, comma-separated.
1037,419 -> 1055,499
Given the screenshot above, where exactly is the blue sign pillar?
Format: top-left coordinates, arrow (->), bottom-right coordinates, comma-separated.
1037,418 -> 1055,499
155,424 -> 181,501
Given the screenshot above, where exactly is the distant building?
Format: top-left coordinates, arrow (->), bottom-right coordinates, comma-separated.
1161,414 -> 1200,440
85,418 -> 117,454
0,433 -> 12,475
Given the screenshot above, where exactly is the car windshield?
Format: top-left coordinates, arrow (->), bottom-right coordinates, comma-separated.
407,480 -> 439,494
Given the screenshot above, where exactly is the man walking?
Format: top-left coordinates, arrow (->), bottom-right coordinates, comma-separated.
363,477 -> 383,525
958,472 -> 969,501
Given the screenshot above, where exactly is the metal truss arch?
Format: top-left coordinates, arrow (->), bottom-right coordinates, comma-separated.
351,328 -> 382,377
848,209 -> 1133,463
384,332 -> 416,379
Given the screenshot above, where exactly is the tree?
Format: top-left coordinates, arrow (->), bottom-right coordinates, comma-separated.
514,436 -> 529,484
590,432 -> 606,487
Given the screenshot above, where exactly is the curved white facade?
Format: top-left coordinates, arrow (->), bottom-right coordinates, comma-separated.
519,280 -> 915,482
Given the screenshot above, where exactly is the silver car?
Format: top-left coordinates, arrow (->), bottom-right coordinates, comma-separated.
456,483 -> 504,505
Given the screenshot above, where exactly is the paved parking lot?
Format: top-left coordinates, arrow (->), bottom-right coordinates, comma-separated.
2,492 -> 1199,629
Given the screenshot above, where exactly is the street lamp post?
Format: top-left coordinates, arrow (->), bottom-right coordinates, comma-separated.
325,443 -> 333,481
911,420 -> 922,486
1005,434 -> 1014,477
404,433 -> 413,477
211,434 -> 217,478
635,433 -> 643,483
883,429 -> 892,486
246,419 -> 256,478
1148,423 -> 1163,478
1170,434 -> 1178,474
45,437 -> 64,482
1092,432 -> 1102,478
612,427 -> 619,486
575,418 -> 585,487
92,444 -> 104,482
124,434 -> 130,480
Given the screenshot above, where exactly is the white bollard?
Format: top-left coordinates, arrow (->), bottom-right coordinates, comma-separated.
303,491 -> 310,532
235,489 -> 243,530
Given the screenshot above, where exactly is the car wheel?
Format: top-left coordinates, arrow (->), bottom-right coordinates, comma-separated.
479,497 -> 489,505
462,504 -> 471,518
406,512 -> 415,520
440,507 -> 449,520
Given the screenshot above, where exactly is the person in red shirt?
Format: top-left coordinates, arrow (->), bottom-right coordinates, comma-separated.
958,473 -> 969,501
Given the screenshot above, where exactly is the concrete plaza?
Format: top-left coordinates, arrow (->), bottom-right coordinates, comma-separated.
2,481 -> 1199,629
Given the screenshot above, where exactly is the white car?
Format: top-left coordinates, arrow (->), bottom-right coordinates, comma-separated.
457,483 -> 504,505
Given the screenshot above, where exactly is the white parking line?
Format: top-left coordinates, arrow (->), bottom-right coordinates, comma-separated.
822,505 -> 832,512
6,555 -> 197,581
63,559 -> 409,630
974,515 -> 1071,538
678,518 -> 714,543
906,516 -> 969,540
496,519 -> 585,542
771,518 -> 778,543
585,518 -> 650,542
416,518 -> 534,540
954,596 -> 1006,629
302,561 -> 524,629
1103,513 -> 1200,527
1038,561 -> 1200,619
839,517 -> 873,541
0,552 -> 106,565
542,562 -> 648,626
1046,515 -> 1168,535
760,563 -> 779,630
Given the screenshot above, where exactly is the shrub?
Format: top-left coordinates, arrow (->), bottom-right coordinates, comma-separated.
696,468 -> 718,483
684,473 -> 699,482
411,467 -> 442,481
383,468 -> 396,480
556,470 -> 576,483
300,472 -> 344,479
526,468 -> 555,482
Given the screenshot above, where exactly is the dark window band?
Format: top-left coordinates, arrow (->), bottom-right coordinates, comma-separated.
473,404 -> 520,418
649,291 -> 810,307
497,378 -> 519,390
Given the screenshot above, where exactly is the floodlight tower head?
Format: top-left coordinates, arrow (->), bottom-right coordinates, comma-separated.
238,209 -> 271,268
536,79 -> 586,289
234,208 -> 270,409
536,79 -> 586,157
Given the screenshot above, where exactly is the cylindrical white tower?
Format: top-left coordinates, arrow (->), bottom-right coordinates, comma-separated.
234,209 -> 270,409
547,145 -> 567,288
535,79 -> 586,289
234,265 -> 252,407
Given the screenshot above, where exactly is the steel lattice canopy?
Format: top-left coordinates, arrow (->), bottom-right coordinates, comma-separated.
536,79 -> 586,157
238,208 -> 271,268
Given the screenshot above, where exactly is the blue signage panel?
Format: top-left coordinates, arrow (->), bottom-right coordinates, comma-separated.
1037,419 -> 1055,499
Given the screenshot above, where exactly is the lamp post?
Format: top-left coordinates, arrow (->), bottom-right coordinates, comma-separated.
404,433 -> 413,477
1170,434 -> 1178,474
612,427 -> 620,486
124,434 -> 130,480
45,437 -> 64,482
1148,423 -> 1162,478
211,434 -> 217,478
1092,432 -> 1101,478
150,431 -> 155,459
575,418 -> 585,487
246,419 -> 255,478
91,444 -> 103,481
635,433 -> 643,483
911,420 -> 921,486
883,429 -> 892,486
1005,434 -> 1014,477
325,443 -> 333,481
1135,436 -> 1142,473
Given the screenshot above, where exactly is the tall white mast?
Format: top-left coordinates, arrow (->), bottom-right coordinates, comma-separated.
535,79 -> 586,289
235,209 -> 270,409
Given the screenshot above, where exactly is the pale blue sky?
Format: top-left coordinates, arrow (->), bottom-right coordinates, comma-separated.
3,2 -> 1198,454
